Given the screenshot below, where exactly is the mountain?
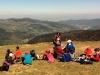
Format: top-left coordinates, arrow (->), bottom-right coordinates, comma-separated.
0,18 -> 80,33
1,18 -> 100,45
0,18 -> 80,45
58,19 -> 100,30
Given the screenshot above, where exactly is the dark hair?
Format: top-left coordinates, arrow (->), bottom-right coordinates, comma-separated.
30,50 -> 35,56
63,49 -> 69,53
56,32 -> 61,35
30,50 -> 37,60
94,48 -> 99,52
7,49 -> 10,53
16,46 -> 19,49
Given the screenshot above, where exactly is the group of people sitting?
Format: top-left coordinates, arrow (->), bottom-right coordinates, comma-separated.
52,32 -> 100,64
74,46 -> 100,64
0,46 -> 38,71
0,32 -> 100,71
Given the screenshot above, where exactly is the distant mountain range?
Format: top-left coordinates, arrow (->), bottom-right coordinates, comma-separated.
0,18 -> 100,45
58,19 -> 100,30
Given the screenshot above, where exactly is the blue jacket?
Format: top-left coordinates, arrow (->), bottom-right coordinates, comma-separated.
21,54 -> 32,65
62,53 -> 71,62
65,43 -> 75,54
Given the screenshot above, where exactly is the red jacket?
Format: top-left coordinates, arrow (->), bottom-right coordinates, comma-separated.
84,47 -> 93,56
54,46 -> 62,55
93,53 -> 100,62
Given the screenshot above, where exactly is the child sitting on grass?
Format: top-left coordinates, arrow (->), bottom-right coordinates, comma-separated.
14,46 -> 22,62
59,49 -> 71,62
42,49 -> 54,64
84,47 -> 93,57
91,48 -> 100,62
53,46 -> 63,59
21,50 -> 32,65
5,49 -> 14,64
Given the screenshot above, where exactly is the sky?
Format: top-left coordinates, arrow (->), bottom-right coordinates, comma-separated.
0,0 -> 100,21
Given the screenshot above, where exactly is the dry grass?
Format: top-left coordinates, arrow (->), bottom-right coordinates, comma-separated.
0,41 -> 100,75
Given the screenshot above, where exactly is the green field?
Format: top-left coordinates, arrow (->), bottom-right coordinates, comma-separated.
0,41 -> 100,75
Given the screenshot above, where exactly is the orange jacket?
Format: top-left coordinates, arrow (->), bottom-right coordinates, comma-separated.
14,49 -> 22,58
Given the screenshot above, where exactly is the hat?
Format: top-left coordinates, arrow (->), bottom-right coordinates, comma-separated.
67,40 -> 72,43
9,53 -> 13,57
45,49 -> 50,53
25,50 -> 29,54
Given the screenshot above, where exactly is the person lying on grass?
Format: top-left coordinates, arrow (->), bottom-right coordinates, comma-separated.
80,54 -> 93,64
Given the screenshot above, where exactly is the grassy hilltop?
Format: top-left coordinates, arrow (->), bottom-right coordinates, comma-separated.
0,41 -> 100,75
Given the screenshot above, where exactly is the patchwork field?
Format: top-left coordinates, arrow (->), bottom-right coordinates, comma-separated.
0,41 -> 100,75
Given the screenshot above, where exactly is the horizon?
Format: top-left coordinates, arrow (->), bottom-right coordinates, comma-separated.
1,15 -> 100,22
0,0 -> 100,21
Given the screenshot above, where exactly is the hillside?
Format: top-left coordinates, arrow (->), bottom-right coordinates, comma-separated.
0,18 -> 80,33
0,18 -> 80,45
28,30 -> 100,44
58,19 -> 100,30
0,18 -> 100,45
